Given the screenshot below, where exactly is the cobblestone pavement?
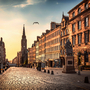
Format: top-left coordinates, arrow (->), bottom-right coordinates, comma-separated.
0,67 -> 90,90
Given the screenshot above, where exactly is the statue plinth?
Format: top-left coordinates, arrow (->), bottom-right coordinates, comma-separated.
62,56 -> 76,73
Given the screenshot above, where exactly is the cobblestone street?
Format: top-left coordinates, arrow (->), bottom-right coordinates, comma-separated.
0,67 -> 90,90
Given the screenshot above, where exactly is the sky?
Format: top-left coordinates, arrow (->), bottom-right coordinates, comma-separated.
0,0 -> 82,61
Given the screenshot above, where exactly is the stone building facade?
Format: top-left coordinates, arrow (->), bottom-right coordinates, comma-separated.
60,14 -> 69,67
68,0 -> 90,68
45,22 -> 60,67
38,33 -> 46,63
35,36 -> 40,63
28,0 -> 90,68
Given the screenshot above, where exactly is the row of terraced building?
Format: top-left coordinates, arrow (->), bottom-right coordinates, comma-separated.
28,0 -> 90,68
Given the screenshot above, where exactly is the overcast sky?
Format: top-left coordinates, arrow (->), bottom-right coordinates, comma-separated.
0,0 -> 82,60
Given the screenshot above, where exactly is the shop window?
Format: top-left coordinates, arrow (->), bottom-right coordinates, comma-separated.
84,51 -> 88,62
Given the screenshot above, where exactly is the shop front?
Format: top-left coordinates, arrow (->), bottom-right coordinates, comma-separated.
60,57 -> 65,67
54,59 -> 61,67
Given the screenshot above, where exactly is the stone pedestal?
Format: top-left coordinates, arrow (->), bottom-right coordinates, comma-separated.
62,56 -> 76,73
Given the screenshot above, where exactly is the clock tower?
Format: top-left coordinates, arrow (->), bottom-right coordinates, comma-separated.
21,24 -> 28,65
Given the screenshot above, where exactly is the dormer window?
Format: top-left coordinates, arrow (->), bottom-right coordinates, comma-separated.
85,3 -> 88,10
78,8 -> 81,14
72,12 -> 75,18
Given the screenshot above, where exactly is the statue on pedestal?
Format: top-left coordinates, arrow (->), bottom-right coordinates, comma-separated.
65,39 -> 73,56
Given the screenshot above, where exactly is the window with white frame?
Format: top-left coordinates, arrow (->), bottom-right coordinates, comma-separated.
72,36 -> 75,45
72,24 -> 75,32
78,21 -> 81,30
66,29 -> 68,34
85,32 -> 88,43
85,17 -> 88,27
78,34 -> 82,44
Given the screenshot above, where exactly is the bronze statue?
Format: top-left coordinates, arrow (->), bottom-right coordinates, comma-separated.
65,39 -> 73,56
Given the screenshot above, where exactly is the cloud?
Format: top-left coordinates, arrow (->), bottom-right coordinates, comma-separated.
13,0 -> 47,8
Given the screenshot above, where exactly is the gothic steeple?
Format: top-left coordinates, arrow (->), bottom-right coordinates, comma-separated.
21,24 -> 27,51
62,12 -> 64,18
23,24 -> 25,37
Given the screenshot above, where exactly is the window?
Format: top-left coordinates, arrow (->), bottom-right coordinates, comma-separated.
60,50 -> 62,55
85,3 -> 88,10
60,40 -> 62,46
63,30 -> 65,36
78,34 -> 82,44
64,49 -> 65,55
66,38 -> 68,43
63,39 -> 65,46
72,12 -> 75,17
85,33 -> 88,43
61,32 -> 62,37
85,17 -> 88,27
78,8 -> 81,14
66,29 -> 68,34
72,24 -> 75,32
78,21 -> 81,30
72,36 -> 75,45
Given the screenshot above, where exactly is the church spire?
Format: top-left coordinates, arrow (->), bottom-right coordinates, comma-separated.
23,24 -> 25,36
62,12 -> 64,18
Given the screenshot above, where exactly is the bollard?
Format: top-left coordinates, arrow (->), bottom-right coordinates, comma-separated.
51,71 -> 54,75
84,76 -> 89,83
77,70 -> 80,75
47,70 -> 50,74
44,69 -> 46,73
